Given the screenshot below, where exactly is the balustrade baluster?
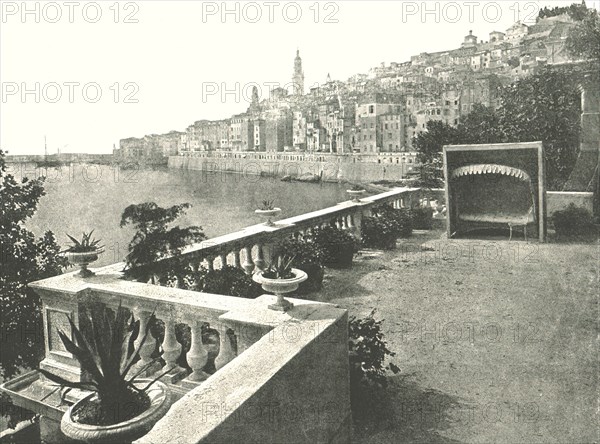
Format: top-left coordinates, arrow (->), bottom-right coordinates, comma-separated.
161,317 -> 187,383
254,244 -> 266,271
132,308 -> 159,377
242,246 -> 255,274
214,324 -> 236,370
182,321 -> 209,387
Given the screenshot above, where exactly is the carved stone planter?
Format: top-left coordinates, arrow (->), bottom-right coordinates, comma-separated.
252,268 -> 307,311
347,189 -> 366,202
65,248 -> 104,277
255,208 -> 282,226
60,380 -> 171,444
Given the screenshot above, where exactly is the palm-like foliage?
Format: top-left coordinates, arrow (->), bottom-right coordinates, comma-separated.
259,200 -> 275,211
63,230 -> 104,253
39,303 -> 171,423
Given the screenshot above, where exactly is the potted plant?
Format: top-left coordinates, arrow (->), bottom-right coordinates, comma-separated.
361,216 -> 399,250
252,255 -> 307,311
310,226 -> 358,269
410,206 -> 434,230
39,303 -> 173,443
255,200 -> 281,226
347,184 -> 367,202
275,237 -> 326,295
62,231 -> 104,277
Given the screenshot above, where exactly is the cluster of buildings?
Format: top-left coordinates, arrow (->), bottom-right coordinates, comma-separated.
115,12 -> 580,163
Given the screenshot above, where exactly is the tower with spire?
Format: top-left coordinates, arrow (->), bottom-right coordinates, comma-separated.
292,49 -> 304,96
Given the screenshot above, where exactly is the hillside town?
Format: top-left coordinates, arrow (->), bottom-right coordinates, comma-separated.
114,11 -> 581,165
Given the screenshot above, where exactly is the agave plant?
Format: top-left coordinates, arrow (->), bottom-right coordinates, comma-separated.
259,200 -> 275,211
39,302 -> 171,425
263,254 -> 296,279
64,230 -> 104,253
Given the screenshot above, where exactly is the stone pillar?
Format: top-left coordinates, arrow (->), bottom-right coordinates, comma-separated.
580,75 -> 600,153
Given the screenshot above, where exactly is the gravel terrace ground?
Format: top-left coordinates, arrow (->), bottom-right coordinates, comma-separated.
312,230 -> 599,444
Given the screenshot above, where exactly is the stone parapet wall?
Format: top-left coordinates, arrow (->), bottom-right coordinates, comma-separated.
169,155 -> 410,183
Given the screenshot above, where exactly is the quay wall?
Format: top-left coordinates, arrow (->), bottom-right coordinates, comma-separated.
168,155 -> 410,183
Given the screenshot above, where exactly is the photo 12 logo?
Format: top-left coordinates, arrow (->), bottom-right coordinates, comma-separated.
1,1 -> 140,24
201,1 -> 340,24
1,82 -> 140,104
400,1 -> 541,24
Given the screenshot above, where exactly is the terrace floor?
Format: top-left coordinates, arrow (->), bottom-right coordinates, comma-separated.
313,230 -> 599,444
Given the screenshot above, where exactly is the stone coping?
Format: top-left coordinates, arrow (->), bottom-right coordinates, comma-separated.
136,295 -> 347,444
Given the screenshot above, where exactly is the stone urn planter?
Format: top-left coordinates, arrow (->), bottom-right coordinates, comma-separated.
255,208 -> 282,226
60,380 -> 171,444
65,248 -> 104,277
347,189 -> 366,202
253,268 -> 307,311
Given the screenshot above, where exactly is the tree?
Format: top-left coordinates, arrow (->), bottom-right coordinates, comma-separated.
565,7 -> 600,61
413,120 -> 462,165
119,202 -> 206,281
456,104 -> 505,145
0,149 -> 68,426
538,2 -> 588,21
499,68 -> 581,189
414,69 -> 582,190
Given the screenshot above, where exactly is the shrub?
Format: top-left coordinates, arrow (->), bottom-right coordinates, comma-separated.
310,226 -> 359,268
274,237 -> 326,294
190,266 -> 263,299
361,216 -> 398,250
348,310 -> 400,422
348,310 -> 400,388
410,206 -> 434,230
362,206 -> 413,249
552,204 -> 594,238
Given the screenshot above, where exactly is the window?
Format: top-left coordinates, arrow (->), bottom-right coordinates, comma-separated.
437,109 -> 441,115
396,123 -> 399,129
370,123 -> 374,128
385,123 -> 388,129
445,100 -> 450,105
389,144 -> 393,150
388,133 -> 392,138
370,134 -> 373,140
454,100 -> 458,105
369,105 -> 374,113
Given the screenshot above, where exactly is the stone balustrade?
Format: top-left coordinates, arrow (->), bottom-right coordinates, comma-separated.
7,258 -> 351,443
1,187 -> 421,443
129,187 -> 421,283
29,264 -> 256,400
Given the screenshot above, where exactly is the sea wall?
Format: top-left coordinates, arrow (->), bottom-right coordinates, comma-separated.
168,155 -> 409,183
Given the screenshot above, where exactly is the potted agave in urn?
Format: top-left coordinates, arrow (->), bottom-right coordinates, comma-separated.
347,184 -> 366,202
255,200 -> 281,226
253,255 -> 307,311
39,303 -> 173,444
63,231 -> 104,277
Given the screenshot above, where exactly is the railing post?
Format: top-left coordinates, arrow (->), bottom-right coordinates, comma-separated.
242,246 -> 255,274
182,320 -> 209,386
214,324 -> 236,370
233,250 -> 241,269
132,308 -> 160,376
254,244 -> 266,271
161,317 -> 187,383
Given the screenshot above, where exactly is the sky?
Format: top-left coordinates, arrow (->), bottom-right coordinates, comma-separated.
1,0 -> 598,155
